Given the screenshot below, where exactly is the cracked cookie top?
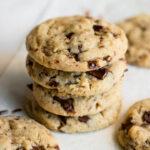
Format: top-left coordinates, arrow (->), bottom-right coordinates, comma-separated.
26,15 -> 127,72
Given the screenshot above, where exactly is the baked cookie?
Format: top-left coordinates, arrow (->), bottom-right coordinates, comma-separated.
26,55 -> 126,96
33,80 -> 122,116
118,14 -> 150,68
0,116 -> 59,150
25,85 -> 121,133
26,15 -> 127,72
118,99 -> 150,150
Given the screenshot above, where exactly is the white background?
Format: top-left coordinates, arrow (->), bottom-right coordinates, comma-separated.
1,0 -> 150,149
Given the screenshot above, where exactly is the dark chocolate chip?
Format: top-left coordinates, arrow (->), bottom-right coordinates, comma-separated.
50,75 -> 56,79
73,74 -> 81,78
143,111 -> 150,123
0,110 -> 8,115
145,139 -> 150,145
31,146 -> 43,150
103,56 -> 112,62
12,108 -> 22,114
78,116 -> 89,123
27,84 -> 33,91
67,48 -> 71,52
60,116 -> 69,124
53,96 -> 74,112
49,81 -> 59,87
27,60 -> 33,66
78,44 -> 82,52
112,33 -> 119,38
74,54 -> 80,61
95,20 -> 99,24
66,32 -> 74,39
121,117 -> 134,132
88,61 -> 99,69
54,145 -> 60,150
93,25 -> 104,32
87,67 -> 110,80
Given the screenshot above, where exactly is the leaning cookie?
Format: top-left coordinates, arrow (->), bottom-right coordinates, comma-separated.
25,85 -> 121,133
118,14 -> 150,68
26,55 -> 126,96
26,15 -> 127,72
33,80 -> 122,116
118,99 -> 150,150
0,116 -> 59,150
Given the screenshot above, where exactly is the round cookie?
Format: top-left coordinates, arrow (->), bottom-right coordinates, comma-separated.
26,55 -> 126,96
0,116 -> 59,150
33,80 -> 122,116
26,15 -> 127,72
118,99 -> 150,150
25,85 -> 121,133
118,14 -> 150,68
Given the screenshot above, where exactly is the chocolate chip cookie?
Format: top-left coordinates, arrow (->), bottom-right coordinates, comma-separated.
0,116 -> 59,150
26,55 -> 126,96
33,80 -> 122,116
118,99 -> 150,150
26,15 -> 127,72
25,85 -> 121,133
118,14 -> 150,68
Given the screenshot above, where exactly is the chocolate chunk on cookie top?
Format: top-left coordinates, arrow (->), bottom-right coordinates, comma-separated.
0,116 -> 59,150
118,99 -> 150,150
26,15 -> 127,72
26,55 -> 126,96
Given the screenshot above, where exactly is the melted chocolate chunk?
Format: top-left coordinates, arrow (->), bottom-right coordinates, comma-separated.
121,117 -> 134,132
31,146 -> 43,150
12,108 -> 22,114
16,147 -> 25,150
53,96 -> 74,112
0,110 -> 8,115
66,32 -> 74,39
87,67 -> 110,80
27,84 -> 33,91
78,116 -> 89,123
73,74 -> 81,78
49,81 -> 59,87
93,25 -> 104,32
54,145 -> 60,150
143,111 -> 150,123
88,61 -> 99,69
27,60 -> 33,66
74,54 -> 80,61
103,56 -> 112,62
60,116 -> 69,124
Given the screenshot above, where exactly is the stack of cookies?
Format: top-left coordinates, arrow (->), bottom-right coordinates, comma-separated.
25,15 -> 128,133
